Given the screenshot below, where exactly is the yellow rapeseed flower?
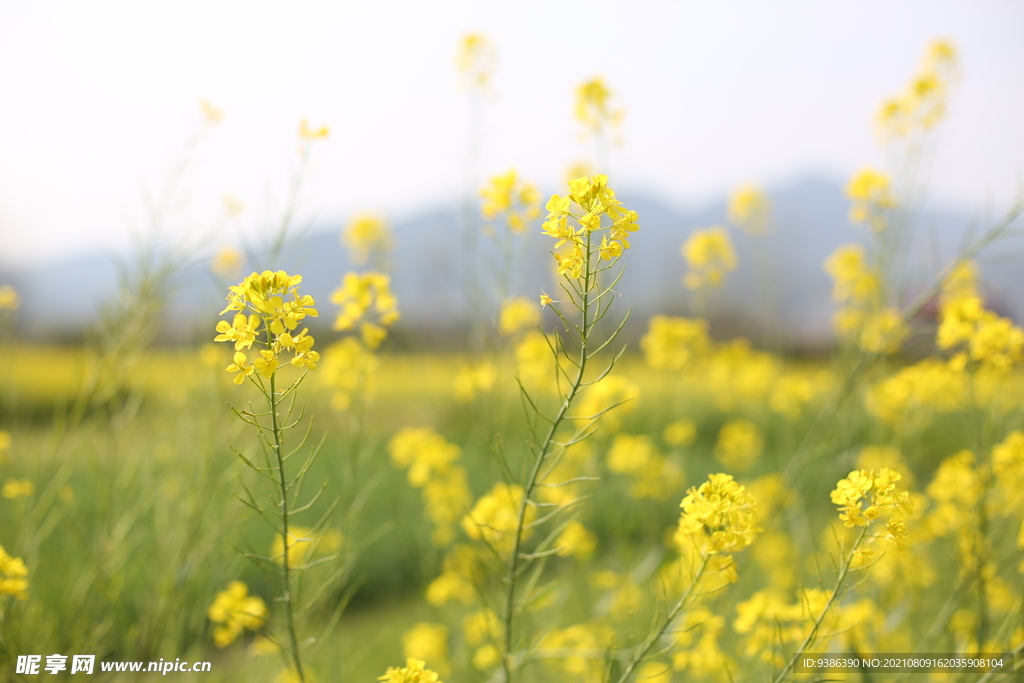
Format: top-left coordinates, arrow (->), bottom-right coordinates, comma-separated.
676,473 -> 761,555
498,297 -> 540,336
455,32 -> 496,92
0,546 -> 29,599
728,184 -> 771,235
211,246 -> 244,279
207,581 -> 267,647
342,213 -> 393,265
682,227 -> 736,289
846,168 -> 895,231
402,624 -> 450,676
2,478 -> 34,499
299,118 -> 329,140
378,658 -> 444,683
574,76 -> 624,139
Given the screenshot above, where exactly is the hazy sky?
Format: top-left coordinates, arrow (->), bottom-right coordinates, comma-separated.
1,0 -> 1021,267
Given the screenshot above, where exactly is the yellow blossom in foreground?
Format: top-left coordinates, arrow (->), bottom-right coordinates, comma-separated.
831,468 -> 912,536
676,473 -> 761,555
728,184 -> 771,234
2,478 -> 34,499
402,623 -> 450,676
215,270 -> 320,381
0,546 -> 29,599
0,285 -> 20,310
342,213 -> 393,265
682,227 -> 736,289
379,658 -> 443,683
207,581 -> 267,647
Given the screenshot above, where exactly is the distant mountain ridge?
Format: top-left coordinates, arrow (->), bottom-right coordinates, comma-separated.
6,173 -> 1023,349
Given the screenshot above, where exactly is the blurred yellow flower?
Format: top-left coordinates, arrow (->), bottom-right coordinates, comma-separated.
663,418 -> 697,447
0,546 -> 29,599
714,419 -> 763,472
728,184 -> 771,234
342,213 -> 393,265
211,246 -> 244,279
402,623 -> 450,676
846,168 -> 895,231
0,285 -> 19,310
378,658 -> 443,683
455,32 -> 496,92
270,526 -> 315,567
200,99 -> 223,124
682,227 -> 736,289
575,76 -> 624,139
499,296 -> 540,336
299,118 -> 329,140
207,581 -> 267,647
2,478 -> 34,499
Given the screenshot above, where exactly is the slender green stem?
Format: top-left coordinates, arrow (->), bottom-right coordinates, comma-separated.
502,233 -> 594,682
270,372 -> 305,683
614,554 -> 711,683
773,525 -> 869,683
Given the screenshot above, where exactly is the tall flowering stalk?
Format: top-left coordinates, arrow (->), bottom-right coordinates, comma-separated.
772,468 -> 911,683
615,474 -> 760,683
497,174 -> 638,681
214,270 -> 322,683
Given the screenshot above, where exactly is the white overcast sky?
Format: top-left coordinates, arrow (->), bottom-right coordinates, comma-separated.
0,0 -> 1022,268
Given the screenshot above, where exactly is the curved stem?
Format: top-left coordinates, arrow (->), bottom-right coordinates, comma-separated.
615,554 -> 711,683
502,233 -> 594,682
773,525 -> 869,683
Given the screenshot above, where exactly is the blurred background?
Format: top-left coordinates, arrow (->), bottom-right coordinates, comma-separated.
2,0 -> 1023,347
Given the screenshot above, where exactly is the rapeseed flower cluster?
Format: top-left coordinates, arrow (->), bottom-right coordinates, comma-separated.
831,469 -> 912,556
455,33 -> 495,92
480,170 -> 541,234
542,175 -> 638,281
388,427 -> 472,547
574,77 -> 623,140
937,261 -> 1024,371
877,39 -> 958,139
846,168 -> 895,232
675,474 -> 761,555
727,185 -> 771,235
342,213 -> 393,266
214,271 -> 320,384
207,581 -> 268,647
461,482 -> 534,556
0,545 -> 29,599
378,658 -> 444,683
682,227 -> 736,290
824,244 -> 904,352
330,272 -> 399,349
